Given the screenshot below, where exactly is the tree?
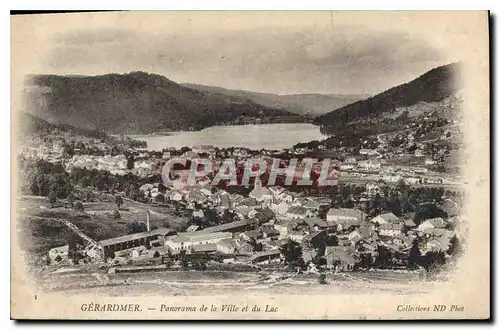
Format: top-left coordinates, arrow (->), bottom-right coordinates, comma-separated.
371,193 -> 383,212
419,251 -> 446,272
374,245 -> 392,268
414,203 -> 447,226
48,189 -> 57,208
249,238 -> 263,252
127,221 -> 147,234
178,250 -> 189,269
312,251 -> 326,267
126,156 -> 135,170
447,235 -> 463,258
279,240 -> 304,269
115,194 -> 124,209
408,239 -> 422,269
113,210 -> 121,220
318,273 -> 327,285
318,205 -> 330,219
155,194 -> 165,203
62,143 -> 74,158
192,257 -> 208,271
74,201 -> 84,212
66,193 -> 74,207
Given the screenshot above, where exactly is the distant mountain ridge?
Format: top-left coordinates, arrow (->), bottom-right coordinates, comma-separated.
182,83 -> 369,117
21,72 -> 303,134
314,63 -> 463,134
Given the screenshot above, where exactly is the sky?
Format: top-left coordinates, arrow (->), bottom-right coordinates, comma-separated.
12,11 -> 465,95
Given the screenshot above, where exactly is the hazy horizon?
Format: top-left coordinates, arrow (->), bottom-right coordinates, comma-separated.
14,11 -> 462,95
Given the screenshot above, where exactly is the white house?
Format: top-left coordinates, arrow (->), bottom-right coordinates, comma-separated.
165,232 -> 232,251
288,231 -> 305,243
216,239 -> 238,254
48,245 -> 69,262
192,209 -> 205,219
358,160 -> 381,170
340,164 -> 355,171
326,208 -> 366,224
379,223 -> 404,237
286,206 -> 312,220
359,149 -> 379,156
365,183 -> 381,197
404,177 -> 421,185
344,157 -> 357,164
348,230 -> 363,244
370,212 -> 399,225
382,174 -> 402,183
270,200 -> 289,215
425,159 -> 437,165
417,217 -> 447,234
273,224 -> 289,239
249,180 -> 274,205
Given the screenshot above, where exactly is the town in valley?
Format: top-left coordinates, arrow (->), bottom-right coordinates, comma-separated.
15,63 -> 466,293
12,13 -> 469,294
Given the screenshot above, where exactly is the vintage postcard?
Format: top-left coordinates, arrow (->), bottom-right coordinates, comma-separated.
10,11 -> 490,320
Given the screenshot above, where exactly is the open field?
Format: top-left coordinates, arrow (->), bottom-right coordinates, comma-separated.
15,195 -> 190,257
39,269 -> 432,296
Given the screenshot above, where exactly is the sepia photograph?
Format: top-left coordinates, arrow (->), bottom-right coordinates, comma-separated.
10,11 -> 490,320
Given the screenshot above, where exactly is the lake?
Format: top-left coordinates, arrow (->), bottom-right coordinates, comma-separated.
130,123 -> 327,151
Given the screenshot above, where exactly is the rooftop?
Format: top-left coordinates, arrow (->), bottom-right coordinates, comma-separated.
99,228 -> 174,247
172,231 -> 232,243
379,223 -> 404,231
190,243 -> 218,253
199,219 -> 250,233
242,230 -> 263,239
325,246 -> 358,266
288,206 -> 308,215
303,217 -> 330,228
249,249 -> 281,261
249,185 -> 273,199
303,230 -> 326,242
374,212 -> 400,223
327,208 -> 367,220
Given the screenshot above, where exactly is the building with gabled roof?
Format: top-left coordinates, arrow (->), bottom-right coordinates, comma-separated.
240,230 -> 263,241
302,230 -> 328,248
370,212 -> 400,225
417,217 -> 447,233
216,238 -> 238,254
189,243 -> 218,254
303,217 -> 331,230
286,206 -> 311,219
379,222 -> 404,237
325,246 -> 359,271
199,219 -> 251,234
165,231 -> 232,251
327,208 -> 366,224
249,180 -> 273,203
249,249 -> 281,263
99,228 -> 176,258
261,226 -> 280,238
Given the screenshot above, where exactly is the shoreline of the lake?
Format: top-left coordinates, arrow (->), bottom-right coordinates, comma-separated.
129,123 -> 327,151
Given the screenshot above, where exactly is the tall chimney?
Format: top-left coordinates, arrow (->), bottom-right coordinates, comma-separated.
146,210 -> 151,232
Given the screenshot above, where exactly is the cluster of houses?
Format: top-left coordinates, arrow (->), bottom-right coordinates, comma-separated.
118,208 -> 451,272
139,178 -> 333,224
65,154 -> 159,177
48,175 -> 457,273
21,138 -> 66,163
339,155 -> 445,185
